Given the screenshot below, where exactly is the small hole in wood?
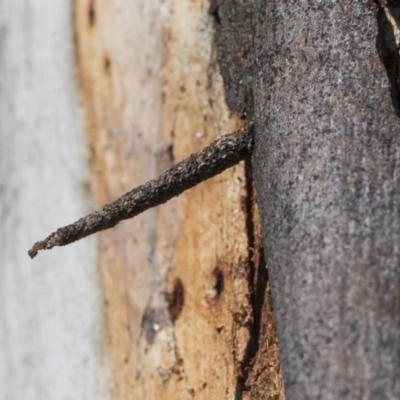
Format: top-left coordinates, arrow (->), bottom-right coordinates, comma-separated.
167,279 -> 185,323
88,0 -> 96,27
213,267 -> 224,298
103,55 -> 111,74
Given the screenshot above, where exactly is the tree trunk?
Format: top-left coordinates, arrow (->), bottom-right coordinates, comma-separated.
3,0 -> 398,399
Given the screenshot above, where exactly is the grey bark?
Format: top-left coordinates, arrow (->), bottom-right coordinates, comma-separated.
216,1 -> 400,399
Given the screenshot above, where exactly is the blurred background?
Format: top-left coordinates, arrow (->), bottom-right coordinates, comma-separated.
0,1 -> 111,398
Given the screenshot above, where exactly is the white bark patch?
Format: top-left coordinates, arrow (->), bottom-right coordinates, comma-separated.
0,1 -> 111,399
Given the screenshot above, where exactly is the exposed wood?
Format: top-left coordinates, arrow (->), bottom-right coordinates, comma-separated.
74,0 -> 283,398
74,1 -> 166,397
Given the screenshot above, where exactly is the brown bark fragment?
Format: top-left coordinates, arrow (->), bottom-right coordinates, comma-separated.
245,284 -> 284,400
28,125 -> 253,258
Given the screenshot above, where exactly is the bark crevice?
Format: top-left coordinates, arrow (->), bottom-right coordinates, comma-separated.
376,1 -> 400,116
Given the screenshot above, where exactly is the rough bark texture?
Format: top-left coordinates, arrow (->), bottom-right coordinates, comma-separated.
216,0 -> 400,398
